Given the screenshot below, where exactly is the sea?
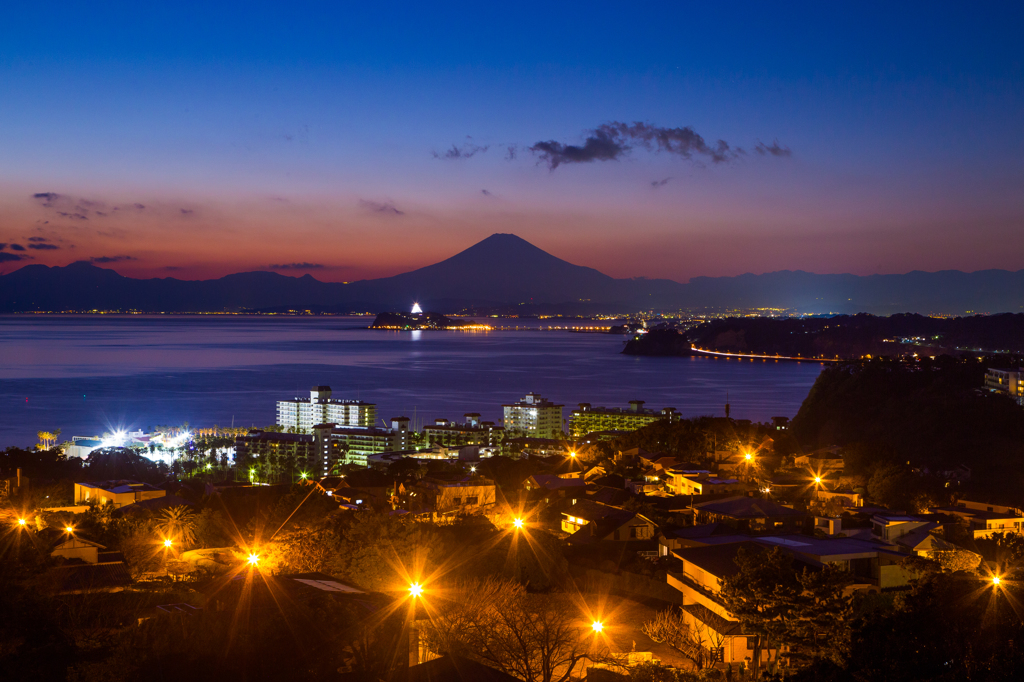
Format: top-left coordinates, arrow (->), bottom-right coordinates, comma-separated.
0,315 -> 826,448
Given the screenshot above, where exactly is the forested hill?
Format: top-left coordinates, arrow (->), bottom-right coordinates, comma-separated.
790,357 -> 1024,504
687,313 -> 1024,358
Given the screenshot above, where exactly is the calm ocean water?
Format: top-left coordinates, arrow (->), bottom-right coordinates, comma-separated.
0,315 -> 825,448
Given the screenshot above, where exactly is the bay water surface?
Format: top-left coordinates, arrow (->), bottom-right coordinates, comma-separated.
0,316 -> 825,448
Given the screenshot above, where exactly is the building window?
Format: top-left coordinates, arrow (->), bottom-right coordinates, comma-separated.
466,496 -> 479,505
453,498 -> 462,505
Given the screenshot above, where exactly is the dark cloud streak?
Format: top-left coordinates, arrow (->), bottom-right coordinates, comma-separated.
530,121 -> 787,170
90,255 -> 136,263
359,199 -> 404,216
28,243 -> 59,250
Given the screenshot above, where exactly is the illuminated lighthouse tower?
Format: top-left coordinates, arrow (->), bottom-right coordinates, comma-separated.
411,302 -> 423,315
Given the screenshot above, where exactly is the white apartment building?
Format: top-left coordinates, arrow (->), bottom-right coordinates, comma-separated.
276,386 -> 377,433
502,392 -> 564,439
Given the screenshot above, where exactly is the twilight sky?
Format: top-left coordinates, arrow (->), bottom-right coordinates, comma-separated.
1,2 -> 1022,282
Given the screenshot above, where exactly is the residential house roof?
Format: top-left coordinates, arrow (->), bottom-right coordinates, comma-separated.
526,474 -> 586,491
693,495 -> 804,519
77,479 -> 163,494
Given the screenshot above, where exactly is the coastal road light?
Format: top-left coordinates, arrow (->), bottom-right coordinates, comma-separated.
409,582 -> 423,598
65,525 -> 74,534
744,453 -> 753,461
17,518 -> 27,527
569,451 -> 577,458
164,539 -> 173,548
513,517 -> 524,529
591,620 -> 604,633
814,476 -> 822,485
992,575 -> 1002,587
247,552 -> 260,567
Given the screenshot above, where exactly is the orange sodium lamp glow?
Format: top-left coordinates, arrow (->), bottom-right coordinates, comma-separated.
591,620 -> 604,633
513,518 -> 524,529
992,575 -> 1002,586
18,518 -> 27,526
247,553 -> 260,566
744,453 -> 753,461
65,525 -> 74,533
814,477 -> 822,484
409,582 -> 423,598
164,539 -> 173,548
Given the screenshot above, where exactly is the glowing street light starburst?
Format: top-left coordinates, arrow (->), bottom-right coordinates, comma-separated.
409,582 -> 423,598
591,620 -> 604,633
247,553 -> 260,567
992,575 -> 1002,586
513,517 -> 524,529
17,518 -> 27,527
164,539 -> 173,548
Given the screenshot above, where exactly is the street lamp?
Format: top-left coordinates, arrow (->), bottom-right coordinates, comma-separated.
569,451 -> 577,459
591,620 -> 604,633
513,517 -> 524,529
744,453 -> 753,462
247,552 -> 260,567
814,476 -> 822,485
17,518 -> 27,527
164,539 -> 173,548
65,525 -> 74,534
409,582 -> 423,598
992,575 -> 1002,587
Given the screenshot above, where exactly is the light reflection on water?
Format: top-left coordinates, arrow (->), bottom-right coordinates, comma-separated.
0,315 -> 824,447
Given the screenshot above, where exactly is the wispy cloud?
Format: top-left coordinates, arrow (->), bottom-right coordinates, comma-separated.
432,137 -> 489,160
90,255 -> 137,263
529,121 -> 787,170
27,236 -> 49,242
28,243 -> 59,250
267,262 -> 326,270
651,177 -> 672,188
359,199 -> 405,216
481,189 -> 494,197
755,140 -> 792,157
9,244 -> 26,251
0,252 -> 26,262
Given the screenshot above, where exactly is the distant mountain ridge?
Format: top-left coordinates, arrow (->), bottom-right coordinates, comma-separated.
1,233 -> 1022,314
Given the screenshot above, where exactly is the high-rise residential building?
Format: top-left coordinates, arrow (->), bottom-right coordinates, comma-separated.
569,400 -> 679,438
276,386 -> 376,433
985,368 -> 1024,405
313,418 -> 412,471
422,413 -> 506,449
502,393 -> 564,439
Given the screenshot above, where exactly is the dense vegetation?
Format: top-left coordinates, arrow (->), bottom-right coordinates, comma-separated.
791,356 -> 1024,502
688,313 -> 1024,358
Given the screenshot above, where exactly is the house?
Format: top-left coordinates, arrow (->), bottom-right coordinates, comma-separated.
691,495 -> 806,533
413,474 -> 496,515
930,500 -> 1024,539
74,480 -> 166,508
666,533 -> 919,665
41,528 -> 107,564
561,499 -> 656,543
666,469 -> 747,497
523,474 -> 586,495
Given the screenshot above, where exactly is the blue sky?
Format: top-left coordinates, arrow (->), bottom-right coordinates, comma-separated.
1,1 -> 1021,280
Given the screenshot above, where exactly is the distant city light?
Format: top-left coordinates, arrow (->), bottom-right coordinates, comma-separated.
569,451 -> 577,458
744,453 -> 753,461
300,472 -> 308,479
591,620 -> 604,633
409,582 -> 423,598
470,465 -> 477,473
17,518 -> 27,526
411,302 -> 423,314
513,518 -> 524,529
814,476 -> 822,484
65,525 -> 74,533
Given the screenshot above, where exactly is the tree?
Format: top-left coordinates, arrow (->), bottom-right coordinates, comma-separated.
719,547 -> 801,678
790,565 -> 853,666
421,578 -> 601,682
157,505 -> 197,547
642,608 -> 725,671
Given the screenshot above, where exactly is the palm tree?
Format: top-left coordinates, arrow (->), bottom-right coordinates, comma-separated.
158,505 -> 198,547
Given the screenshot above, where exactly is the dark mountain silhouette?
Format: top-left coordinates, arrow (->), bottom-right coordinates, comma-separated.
1,233 -> 1023,313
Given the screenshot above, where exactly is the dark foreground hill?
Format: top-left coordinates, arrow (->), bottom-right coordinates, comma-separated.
3,233 -> 1024,313
686,313 -> 1024,358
